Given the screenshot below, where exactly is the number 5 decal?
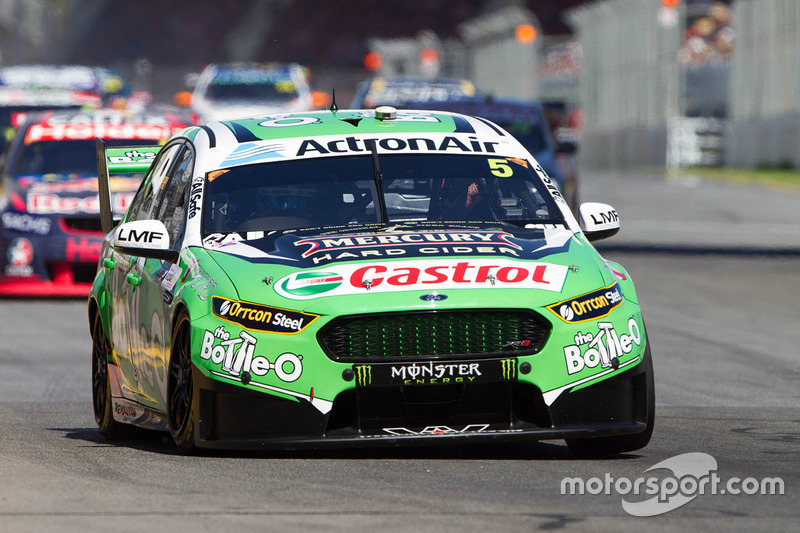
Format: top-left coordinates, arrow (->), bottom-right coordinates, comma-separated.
488,158 -> 513,177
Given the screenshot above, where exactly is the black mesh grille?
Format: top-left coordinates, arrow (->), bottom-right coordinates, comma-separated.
319,309 -> 551,362
62,217 -> 103,233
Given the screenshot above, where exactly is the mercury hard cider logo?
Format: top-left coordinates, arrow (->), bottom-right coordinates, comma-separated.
275,258 -> 569,300
547,283 -> 623,323
211,296 -> 319,334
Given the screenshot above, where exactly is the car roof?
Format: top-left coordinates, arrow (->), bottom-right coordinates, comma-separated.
191,109 -> 503,141
181,109 -> 527,168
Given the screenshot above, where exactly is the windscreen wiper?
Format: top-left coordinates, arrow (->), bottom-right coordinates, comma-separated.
367,140 -> 389,224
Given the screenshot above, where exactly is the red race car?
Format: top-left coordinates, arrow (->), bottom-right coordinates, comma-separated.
0,107 -> 192,296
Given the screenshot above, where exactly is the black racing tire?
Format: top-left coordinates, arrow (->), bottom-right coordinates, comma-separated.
566,341 -> 655,456
167,309 -> 196,454
91,312 -> 124,439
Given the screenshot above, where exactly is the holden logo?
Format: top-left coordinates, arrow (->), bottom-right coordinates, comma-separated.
559,304 -> 575,321
8,238 -> 33,267
420,293 -> 447,302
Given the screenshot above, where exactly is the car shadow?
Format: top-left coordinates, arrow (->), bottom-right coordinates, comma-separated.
57,426 -> 644,461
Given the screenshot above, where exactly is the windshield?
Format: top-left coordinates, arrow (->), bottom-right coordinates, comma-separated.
496,117 -> 550,155
202,154 -> 563,236
13,139 -> 155,176
205,80 -> 298,102
364,82 -> 475,108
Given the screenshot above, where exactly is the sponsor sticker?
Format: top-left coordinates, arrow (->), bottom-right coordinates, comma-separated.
6,238 -> 34,275
24,122 -> 183,143
368,424 -> 524,437
354,358 -> 517,387
66,237 -> 102,263
547,283 -> 623,324
1,212 -> 51,235
211,296 -> 319,334
200,326 -> 303,382
27,192 -> 133,215
294,231 -> 521,259
275,258 -> 569,300
563,316 -> 642,375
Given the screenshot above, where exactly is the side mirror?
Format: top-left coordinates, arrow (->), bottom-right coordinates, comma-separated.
579,202 -> 620,242
113,220 -> 179,262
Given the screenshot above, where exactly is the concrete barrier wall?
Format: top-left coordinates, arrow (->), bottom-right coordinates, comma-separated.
580,126 -> 669,169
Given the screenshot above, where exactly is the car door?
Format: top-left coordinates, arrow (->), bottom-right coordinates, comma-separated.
102,144 -> 175,402
115,142 -> 184,406
127,142 -> 194,410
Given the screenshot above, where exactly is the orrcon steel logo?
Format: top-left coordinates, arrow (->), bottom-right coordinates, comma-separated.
274,258 -> 569,300
211,296 -> 319,334
547,283 -> 623,323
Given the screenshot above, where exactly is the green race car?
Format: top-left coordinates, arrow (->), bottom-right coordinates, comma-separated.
89,107 -> 654,455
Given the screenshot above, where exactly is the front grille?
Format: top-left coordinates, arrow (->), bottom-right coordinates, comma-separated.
319,309 -> 551,362
62,217 -> 103,233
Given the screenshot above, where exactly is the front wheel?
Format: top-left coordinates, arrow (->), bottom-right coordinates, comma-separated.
167,310 -> 196,454
91,312 -> 123,438
566,342 -> 655,456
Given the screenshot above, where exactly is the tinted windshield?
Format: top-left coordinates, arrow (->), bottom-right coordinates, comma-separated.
497,118 -> 550,155
205,80 -> 297,102
13,139 -> 154,176
202,154 -> 563,236
364,83 -> 475,108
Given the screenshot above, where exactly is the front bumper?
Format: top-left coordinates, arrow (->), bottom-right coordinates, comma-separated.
190,352 -> 651,450
0,222 -> 103,297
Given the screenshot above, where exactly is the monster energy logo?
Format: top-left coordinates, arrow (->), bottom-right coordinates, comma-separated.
356,365 -> 372,386
501,359 -> 517,381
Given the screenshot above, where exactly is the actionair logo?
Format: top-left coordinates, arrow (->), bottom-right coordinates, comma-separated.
274,258 -> 569,300
547,283 -> 623,323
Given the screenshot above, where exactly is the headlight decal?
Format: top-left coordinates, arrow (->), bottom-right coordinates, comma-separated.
211,296 -> 319,334
546,283 -> 623,323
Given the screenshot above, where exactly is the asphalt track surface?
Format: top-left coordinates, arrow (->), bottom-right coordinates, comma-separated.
1,169 -> 798,532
